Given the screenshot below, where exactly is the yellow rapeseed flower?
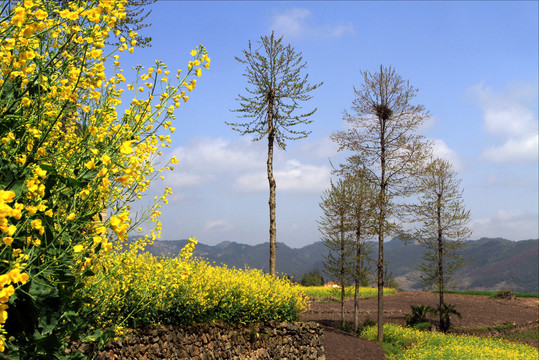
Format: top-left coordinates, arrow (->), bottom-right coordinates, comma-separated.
0,191 -> 15,203
11,7 -> 26,27
34,9 -> 47,20
119,141 -> 133,154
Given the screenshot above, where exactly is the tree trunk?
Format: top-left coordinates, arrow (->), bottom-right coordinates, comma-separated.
377,212 -> 384,342
437,197 -> 444,326
340,216 -> 346,327
267,91 -> 277,276
354,225 -> 361,333
377,134 -> 386,343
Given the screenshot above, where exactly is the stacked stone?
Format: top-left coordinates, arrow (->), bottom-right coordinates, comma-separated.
72,321 -> 325,359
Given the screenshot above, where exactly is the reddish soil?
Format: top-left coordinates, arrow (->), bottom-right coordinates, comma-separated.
300,292 -> 539,360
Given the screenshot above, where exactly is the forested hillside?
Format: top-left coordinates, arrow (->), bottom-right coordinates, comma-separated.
144,237 -> 539,294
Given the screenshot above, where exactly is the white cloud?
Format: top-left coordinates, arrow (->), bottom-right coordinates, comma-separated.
467,82 -> 538,163
482,134 -> 538,163
164,136 -> 331,195
486,174 -> 537,188
431,139 -> 463,171
166,173 -> 203,188
298,136 -> 338,160
165,137 -> 265,188
236,159 -> 331,194
270,8 -> 354,40
172,137 -> 262,172
470,209 -> 539,240
419,115 -> 437,134
204,219 -> 234,232
271,8 -> 310,39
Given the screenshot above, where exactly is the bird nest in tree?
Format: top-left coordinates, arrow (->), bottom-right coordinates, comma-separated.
374,104 -> 393,120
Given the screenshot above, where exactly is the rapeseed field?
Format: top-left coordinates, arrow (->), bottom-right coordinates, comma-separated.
300,285 -> 396,298
361,323 -> 538,360
82,238 -> 307,334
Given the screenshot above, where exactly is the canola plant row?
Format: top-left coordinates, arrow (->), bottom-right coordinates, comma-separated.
361,323 -> 538,360
82,238 -> 307,333
300,285 -> 396,298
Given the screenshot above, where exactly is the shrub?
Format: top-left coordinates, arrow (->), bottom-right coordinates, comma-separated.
404,304 -> 435,327
0,0 -> 209,356
300,270 -> 324,286
363,317 -> 376,327
435,303 -> 461,333
493,289 -> 516,300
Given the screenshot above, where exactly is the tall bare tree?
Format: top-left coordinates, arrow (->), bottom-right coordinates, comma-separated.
413,157 -> 471,331
331,65 -> 430,342
229,32 -> 322,275
318,178 -> 354,327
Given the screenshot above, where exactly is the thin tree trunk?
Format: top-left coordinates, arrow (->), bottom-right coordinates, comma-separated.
268,134 -> 276,276
340,216 -> 346,327
377,212 -> 384,342
354,226 -> 361,333
267,92 -> 277,276
437,198 -> 444,326
377,135 -> 386,343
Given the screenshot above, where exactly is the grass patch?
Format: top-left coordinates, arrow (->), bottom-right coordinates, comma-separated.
433,290 -> 539,298
501,328 -> 539,342
299,286 -> 396,299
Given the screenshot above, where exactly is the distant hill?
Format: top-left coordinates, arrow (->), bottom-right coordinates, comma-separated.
384,237 -> 539,294
144,239 -> 326,280
143,237 -> 539,294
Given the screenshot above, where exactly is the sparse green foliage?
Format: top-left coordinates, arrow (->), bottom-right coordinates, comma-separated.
414,158 -> 471,291
318,178 -> 354,326
344,168 -> 377,332
300,269 -> 324,286
412,157 -> 471,330
229,32 -> 322,148
435,303 -> 461,333
331,65 -> 431,342
494,289 -> 516,300
229,32 -> 322,276
405,304 -> 435,327
384,273 -> 400,290
319,170 -> 376,330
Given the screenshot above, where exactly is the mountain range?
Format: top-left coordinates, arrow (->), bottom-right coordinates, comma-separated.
142,237 -> 538,294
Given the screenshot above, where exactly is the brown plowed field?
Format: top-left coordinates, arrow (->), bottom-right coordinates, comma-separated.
300,292 -> 539,360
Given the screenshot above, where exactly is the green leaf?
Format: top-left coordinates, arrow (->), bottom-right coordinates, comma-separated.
80,169 -> 98,184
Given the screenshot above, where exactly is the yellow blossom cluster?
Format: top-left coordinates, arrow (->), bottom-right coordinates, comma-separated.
0,0 -> 209,354
361,323 -> 538,360
82,237 -> 198,333
0,190 -> 30,350
299,285 -> 396,299
82,238 -> 307,332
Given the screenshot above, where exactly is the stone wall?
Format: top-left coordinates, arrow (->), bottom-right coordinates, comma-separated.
72,321 -> 325,360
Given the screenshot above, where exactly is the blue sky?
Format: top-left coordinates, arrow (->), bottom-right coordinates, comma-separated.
121,1 -> 538,247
